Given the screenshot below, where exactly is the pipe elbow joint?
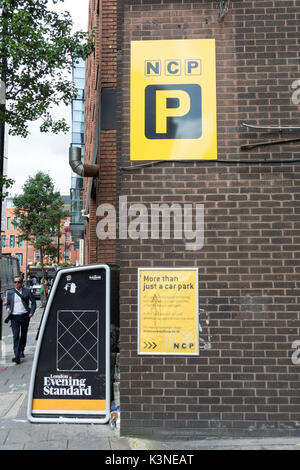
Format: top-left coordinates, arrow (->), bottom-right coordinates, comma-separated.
69,146 -> 99,178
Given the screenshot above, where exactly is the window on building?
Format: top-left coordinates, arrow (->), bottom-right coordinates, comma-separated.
16,253 -> 23,266
1,235 -> 6,248
74,77 -> 85,90
17,236 -> 23,248
73,121 -> 85,134
9,235 -> 15,248
13,216 -> 18,229
72,132 -> 84,145
72,100 -> 85,122
7,217 -> 11,230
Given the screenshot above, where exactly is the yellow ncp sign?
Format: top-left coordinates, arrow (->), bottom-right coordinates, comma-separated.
130,39 -> 217,161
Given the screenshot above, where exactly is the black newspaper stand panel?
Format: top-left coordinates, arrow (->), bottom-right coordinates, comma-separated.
27,264 -> 119,423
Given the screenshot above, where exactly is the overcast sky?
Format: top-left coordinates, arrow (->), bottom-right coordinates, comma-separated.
6,0 -> 89,197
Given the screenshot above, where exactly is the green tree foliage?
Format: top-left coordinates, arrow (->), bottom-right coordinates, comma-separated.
13,172 -> 70,275
0,0 -> 94,137
0,174 -> 14,200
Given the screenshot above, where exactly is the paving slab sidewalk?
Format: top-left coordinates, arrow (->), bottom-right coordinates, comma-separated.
2,304 -> 300,451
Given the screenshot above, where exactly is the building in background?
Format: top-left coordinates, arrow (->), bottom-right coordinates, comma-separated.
69,57 -> 85,265
58,195 -> 79,266
1,197 -> 34,274
1,196 -> 79,278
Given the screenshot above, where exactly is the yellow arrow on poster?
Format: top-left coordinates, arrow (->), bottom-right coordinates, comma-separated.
138,268 -> 199,355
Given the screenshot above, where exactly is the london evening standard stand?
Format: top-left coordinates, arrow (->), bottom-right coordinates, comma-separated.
27,264 -> 119,424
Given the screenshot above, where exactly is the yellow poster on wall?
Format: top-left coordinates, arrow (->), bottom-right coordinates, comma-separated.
130,39 -> 217,161
138,268 -> 199,355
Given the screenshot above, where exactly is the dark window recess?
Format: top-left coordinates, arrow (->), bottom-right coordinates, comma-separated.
101,87 -> 116,130
95,64 -> 100,90
91,178 -> 97,201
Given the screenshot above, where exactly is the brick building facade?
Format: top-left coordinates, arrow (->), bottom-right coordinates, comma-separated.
84,0 -> 118,265
2,196 -> 79,277
84,0 -> 300,437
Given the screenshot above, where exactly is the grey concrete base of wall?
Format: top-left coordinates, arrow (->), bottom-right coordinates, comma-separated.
121,425 -> 300,441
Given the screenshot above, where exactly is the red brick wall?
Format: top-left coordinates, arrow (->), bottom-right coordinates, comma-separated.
84,0 -> 117,264
116,0 -> 300,437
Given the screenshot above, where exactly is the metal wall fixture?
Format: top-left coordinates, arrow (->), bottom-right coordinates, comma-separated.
69,146 -> 100,178
218,0 -> 231,21
242,123 -> 300,132
241,122 -> 300,150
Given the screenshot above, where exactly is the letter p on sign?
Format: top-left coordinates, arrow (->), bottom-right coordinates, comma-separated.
145,85 -> 202,139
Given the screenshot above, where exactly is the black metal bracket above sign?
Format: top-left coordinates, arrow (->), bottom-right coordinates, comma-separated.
241,122 -> 300,150
242,123 -> 300,132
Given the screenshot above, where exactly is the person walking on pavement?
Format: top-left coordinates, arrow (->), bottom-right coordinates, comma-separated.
5,275 -> 36,364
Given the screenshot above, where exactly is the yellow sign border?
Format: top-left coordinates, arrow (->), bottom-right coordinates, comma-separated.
130,39 -> 217,161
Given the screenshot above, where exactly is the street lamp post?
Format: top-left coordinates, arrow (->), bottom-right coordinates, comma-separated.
0,83 -> 5,234
0,3 -> 5,340
0,2 -> 7,235
0,80 -> 5,341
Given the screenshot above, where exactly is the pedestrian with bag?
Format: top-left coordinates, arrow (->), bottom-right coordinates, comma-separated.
5,275 -> 36,364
